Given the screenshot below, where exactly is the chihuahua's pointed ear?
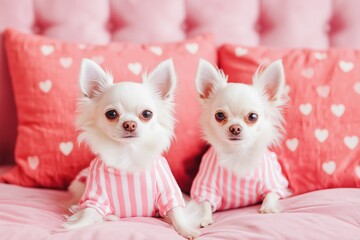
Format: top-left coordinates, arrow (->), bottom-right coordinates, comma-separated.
79,58 -> 113,98
253,59 -> 285,102
144,59 -> 177,100
196,59 -> 227,99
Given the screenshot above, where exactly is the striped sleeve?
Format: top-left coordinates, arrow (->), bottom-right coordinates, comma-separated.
190,148 -> 221,211
155,157 -> 185,217
261,152 -> 291,198
79,159 -> 111,216
73,167 -> 89,184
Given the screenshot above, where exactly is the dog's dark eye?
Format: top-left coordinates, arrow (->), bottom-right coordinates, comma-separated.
105,110 -> 118,120
247,113 -> 258,123
141,110 -> 153,120
215,111 -> 226,122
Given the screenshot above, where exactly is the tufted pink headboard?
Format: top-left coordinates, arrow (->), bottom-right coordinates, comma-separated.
1,0 -> 360,165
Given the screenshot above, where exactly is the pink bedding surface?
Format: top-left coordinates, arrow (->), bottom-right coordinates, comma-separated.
0,183 -> 359,239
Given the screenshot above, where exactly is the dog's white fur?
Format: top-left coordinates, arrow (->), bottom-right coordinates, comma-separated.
65,59 -> 199,239
76,59 -> 175,171
191,59 -> 287,227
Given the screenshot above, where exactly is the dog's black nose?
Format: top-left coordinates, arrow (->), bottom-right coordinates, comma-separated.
123,121 -> 137,132
229,124 -> 241,136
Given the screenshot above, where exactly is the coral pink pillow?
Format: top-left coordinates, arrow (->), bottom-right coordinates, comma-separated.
2,29 -> 216,192
219,45 -> 360,195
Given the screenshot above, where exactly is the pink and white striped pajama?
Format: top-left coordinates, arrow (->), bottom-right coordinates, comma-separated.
191,147 -> 289,211
79,157 -> 185,218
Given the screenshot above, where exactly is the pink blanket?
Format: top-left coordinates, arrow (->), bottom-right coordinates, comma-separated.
0,183 -> 359,239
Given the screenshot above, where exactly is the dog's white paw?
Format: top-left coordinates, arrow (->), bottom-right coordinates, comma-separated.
196,201 -> 214,228
199,215 -> 214,228
64,208 -> 103,229
169,206 -> 201,239
259,192 -> 281,214
259,201 -> 279,214
175,225 -> 200,240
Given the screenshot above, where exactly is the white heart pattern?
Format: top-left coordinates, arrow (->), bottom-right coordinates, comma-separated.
60,57 -> 73,68
314,52 -> 327,60
28,156 -> 40,170
354,82 -> 360,95
339,60 -> 354,73
91,56 -> 104,64
286,138 -> 299,152
301,68 -> 315,79
149,46 -> 163,56
234,47 -> 248,57
39,80 -> 52,93
314,129 -> 329,143
128,63 -> 142,75
40,45 -> 54,56
316,85 -> 330,98
330,104 -> 345,117
185,43 -> 199,54
344,136 -> 359,150
59,142 -> 74,156
299,103 -> 312,116
322,161 -> 336,175
355,166 -> 360,178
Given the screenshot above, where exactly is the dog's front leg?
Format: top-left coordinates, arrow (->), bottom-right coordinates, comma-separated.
168,206 -> 200,239
259,192 -> 280,214
198,201 -> 213,228
64,207 -> 103,229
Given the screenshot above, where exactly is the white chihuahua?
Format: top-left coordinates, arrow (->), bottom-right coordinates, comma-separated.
65,59 -> 199,239
190,59 -> 290,228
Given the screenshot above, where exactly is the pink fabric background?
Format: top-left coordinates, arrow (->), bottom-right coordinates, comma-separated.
2,0 -> 360,165
0,1 -> 360,239
0,183 -> 359,239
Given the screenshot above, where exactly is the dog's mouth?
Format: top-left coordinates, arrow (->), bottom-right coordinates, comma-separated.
121,135 -> 138,139
121,134 -> 138,139
228,137 -> 242,141
227,136 -> 249,142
